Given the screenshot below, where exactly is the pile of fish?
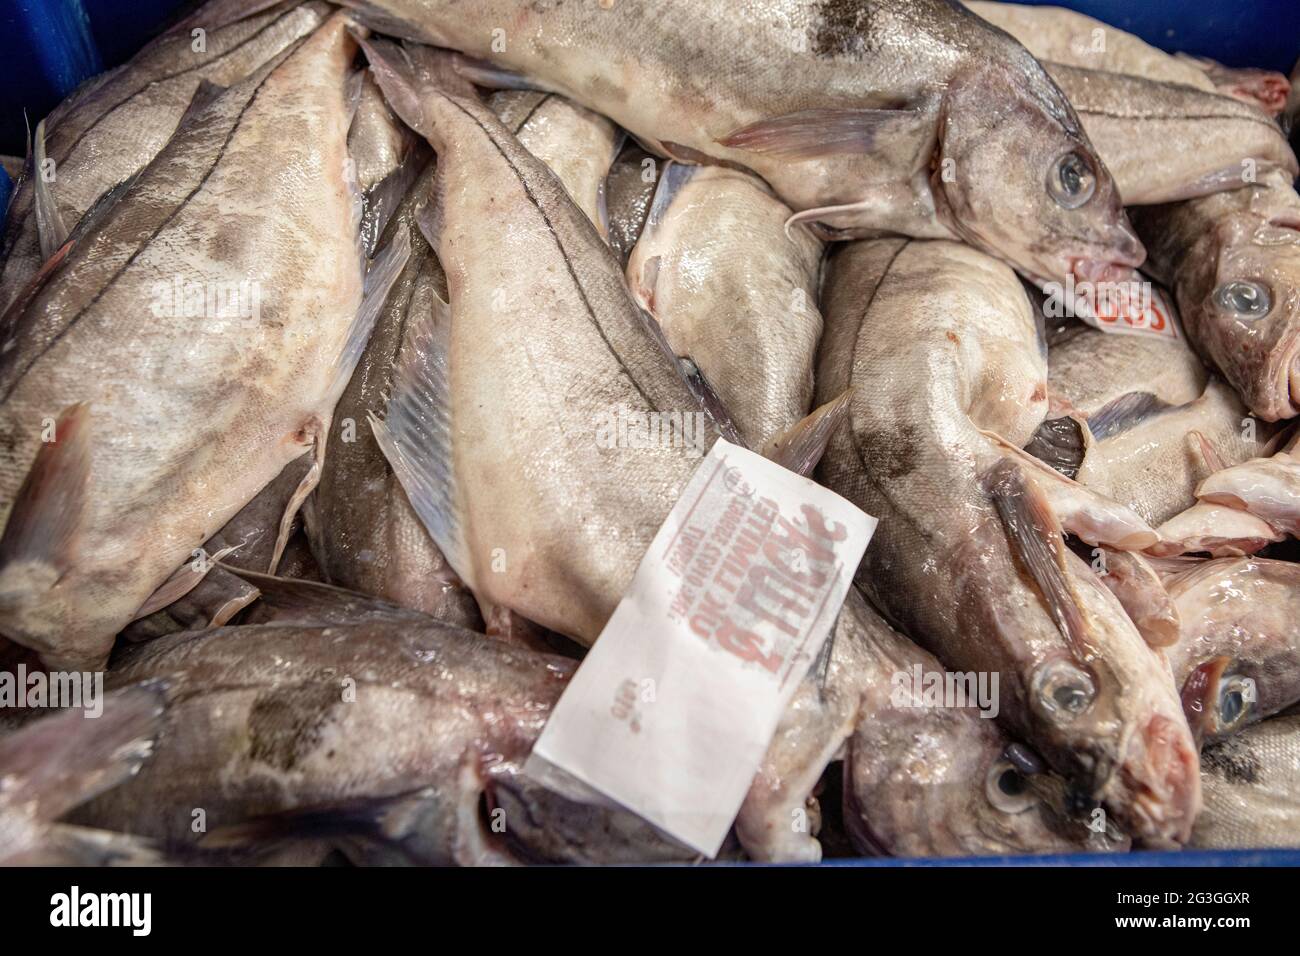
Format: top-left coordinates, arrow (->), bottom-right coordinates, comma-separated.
2,0 -> 1300,865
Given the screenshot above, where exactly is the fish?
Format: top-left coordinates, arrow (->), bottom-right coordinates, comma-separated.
359,39 -> 726,646
737,589 -> 1112,860
627,163 -> 825,449
604,145 -> 662,264
816,237 -> 1200,845
349,70 -> 425,257
1133,169 -> 1300,422
309,160 -> 482,630
966,2 -> 1218,93
1043,64 -> 1297,205
1175,53 -> 1291,119
1193,713 -> 1300,849
488,91 -> 620,237
1187,431 -> 1300,537
1165,558 -> 1300,743
0,0 -> 332,312
0,14 -> 409,670
68,616 -> 693,865
339,0 -> 1143,286
0,681 -> 168,865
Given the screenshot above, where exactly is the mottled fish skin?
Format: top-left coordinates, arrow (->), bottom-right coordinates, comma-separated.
1193,713 -> 1300,849
627,164 -> 824,449
966,2 -> 1217,92
488,91 -> 619,237
604,145 -> 661,265
738,589 -> 1102,861
362,41 -> 723,646
1043,64 -> 1297,205
0,1 -> 331,312
341,0 -> 1143,286
0,15 -> 377,670
1165,558 -> 1300,744
311,162 -> 482,630
1133,169 -> 1300,422
69,621 -> 691,865
816,238 -> 1200,845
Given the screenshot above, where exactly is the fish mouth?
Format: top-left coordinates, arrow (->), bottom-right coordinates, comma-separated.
1067,216 -> 1147,286
1108,713 -> 1201,847
1256,322 -> 1300,421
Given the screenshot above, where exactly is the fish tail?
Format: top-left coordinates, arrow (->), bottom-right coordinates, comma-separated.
355,35 -> 479,151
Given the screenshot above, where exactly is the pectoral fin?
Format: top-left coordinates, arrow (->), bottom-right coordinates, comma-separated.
718,107 -> 926,160
32,120 -> 68,261
760,390 -> 853,477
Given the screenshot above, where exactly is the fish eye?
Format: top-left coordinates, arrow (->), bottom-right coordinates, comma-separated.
1213,280 -> 1272,320
1217,675 -> 1254,732
985,760 -> 1038,814
1033,660 -> 1096,723
1048,151 -> 1096,209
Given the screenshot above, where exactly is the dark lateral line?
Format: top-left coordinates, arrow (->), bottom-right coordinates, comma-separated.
2,7 -> 306,258
437,91 -> 666,415
1077,106 -> 1282,135
0,37 -> 309,405
511,92 -> 554,134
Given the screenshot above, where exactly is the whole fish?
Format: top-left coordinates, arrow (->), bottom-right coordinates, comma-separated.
627,163 -> 825,449
0,682 -> 167,865
1193,714 -> 1300,849
69,618 -> 693,865
309,161 -> 481,630
1133,169 -> 1300,422
341,0 -> 1143,286
0,15 -> 408,670
1044,64 -> 1297,204
969,2 -> 1290,117
1166,558 -> 1300,743
604,145 -> 662,265
816,238 -> 1199,845
0,0 -> 331,312
966,3 -> 1217,92
488,91 -> 620,237
738,590 -> 1110,860
360,40 -> 725,646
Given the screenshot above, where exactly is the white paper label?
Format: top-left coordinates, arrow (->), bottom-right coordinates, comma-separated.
1043,271 -> 1182,340
527,438 -> 877,857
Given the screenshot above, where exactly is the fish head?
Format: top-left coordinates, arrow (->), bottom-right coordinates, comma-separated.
1177,193 -> 1300,421
932,64 -> 1144,287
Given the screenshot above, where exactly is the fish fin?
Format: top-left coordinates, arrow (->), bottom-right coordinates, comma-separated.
1094,548 -> 1181,648
33,824 -> 166,867
357,35 -> 477,143
668,351 -> 743,448
169,0 -> 287,35
359,149 -> 431,257
1151,502 -> 1282,557
0,403 -> 91,593
332,225 -> 412,403
344,66 -> 367,122
66,171 -> 143,248
981,429 -> 1159,549
760,390 -> 853,477
0,680 -> 168,823
219,562 -> 427,625
643,161 -> 699,235
370,288 -> 472,587
1190,430 -> 1228,474
268,447 -> 320,575
1024,415 -> 1087,479
200,786 -> 443,860
451,54 -> 554,93
414,179 -> 444,251
982,458 -> 1094,657
130,541 -> 244,621
32,120 -> 68,261
718,108 -> 925,160
1086,392 -> 1171,441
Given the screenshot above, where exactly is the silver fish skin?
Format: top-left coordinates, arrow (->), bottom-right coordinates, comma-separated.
488,91 -> 619,237
0,15 -> 400,670
362,41 -> 723,646
1193,713 -> 1300,849
627,164 -> 824,449
966,3 -> 1216,92
0,1 -> 331,312
816,238 -> 1200,845
0,682 -> 167,865
1165,558 -> 1300,743
738,590 -> 1104,861
69,621 -> 692,865
1044,64 -> 1297,205
341,0 -> 1143,286
605,145 -> 662,265
1133,169 -> 1300,422
311,161 -> 482,630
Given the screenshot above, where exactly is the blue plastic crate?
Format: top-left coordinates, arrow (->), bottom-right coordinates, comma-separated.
0,0 -> 1296,866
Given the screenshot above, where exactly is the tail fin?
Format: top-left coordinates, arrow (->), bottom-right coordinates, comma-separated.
356,35 -> 479,148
